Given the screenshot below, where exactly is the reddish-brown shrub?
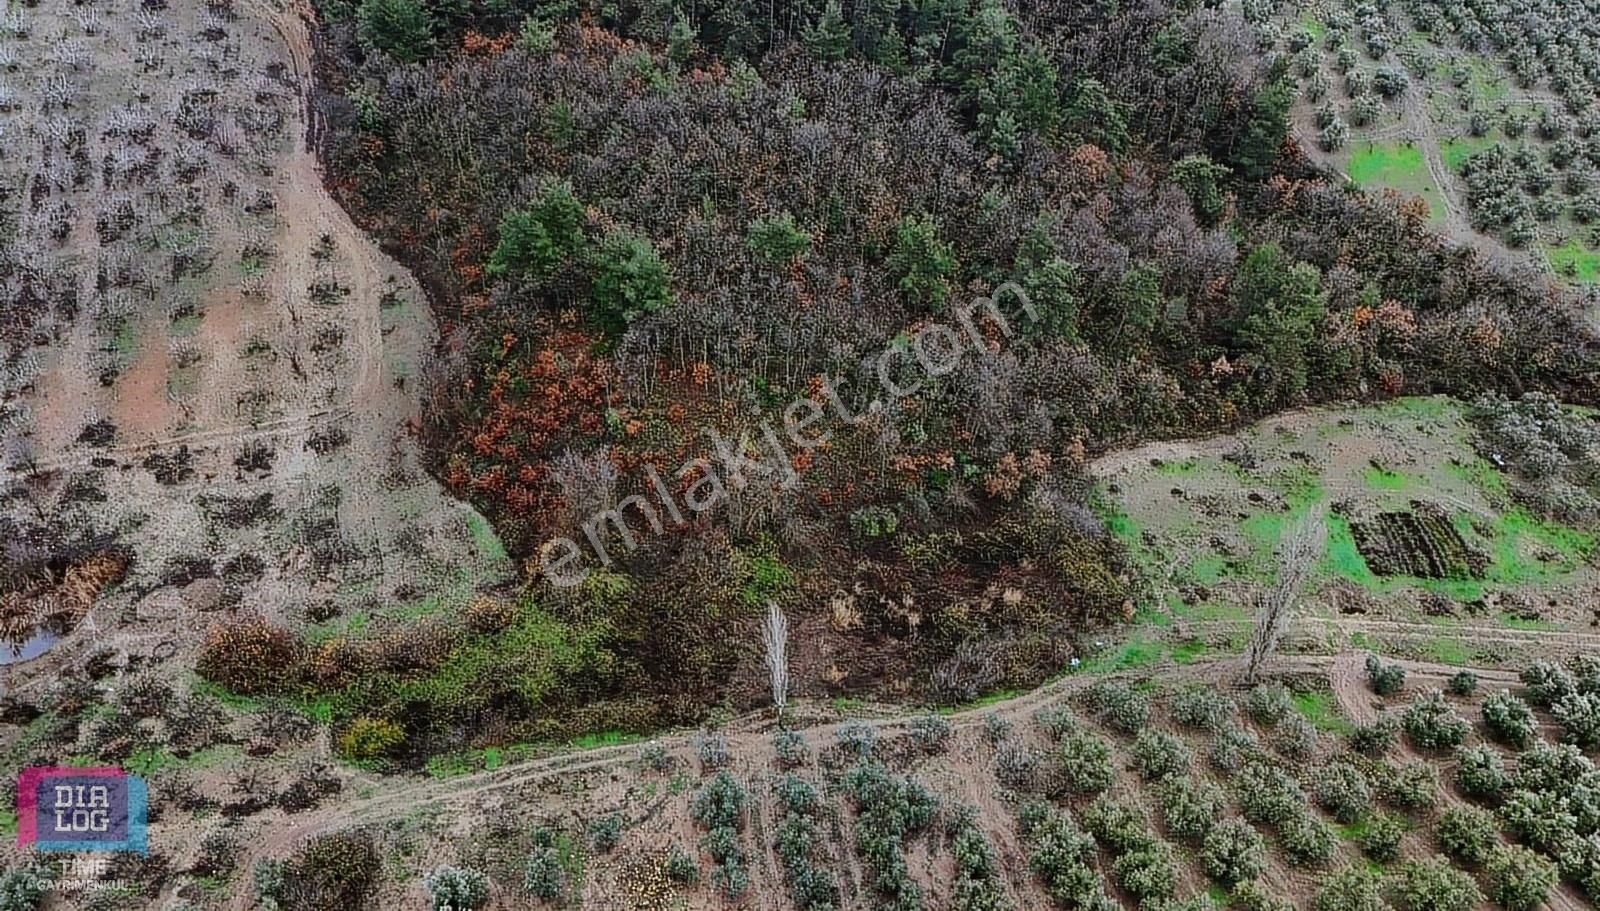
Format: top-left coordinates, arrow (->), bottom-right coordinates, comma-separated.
196,617 -> 303,695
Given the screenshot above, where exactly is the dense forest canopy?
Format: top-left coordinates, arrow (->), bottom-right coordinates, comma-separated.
292,0 -> 1600,751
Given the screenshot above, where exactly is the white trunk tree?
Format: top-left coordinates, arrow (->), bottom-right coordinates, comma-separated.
1244,505 -> 1327,684
761,601 -> 789,714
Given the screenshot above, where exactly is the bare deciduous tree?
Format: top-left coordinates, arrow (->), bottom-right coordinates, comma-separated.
761,601 -> 788,715
1243,505 -> 1326,684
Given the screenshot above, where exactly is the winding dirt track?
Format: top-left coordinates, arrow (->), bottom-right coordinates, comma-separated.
219,638 -> 1581,908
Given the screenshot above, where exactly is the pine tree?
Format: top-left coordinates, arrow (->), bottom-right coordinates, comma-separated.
803,1 -> 851,62
356,0 -> 435,63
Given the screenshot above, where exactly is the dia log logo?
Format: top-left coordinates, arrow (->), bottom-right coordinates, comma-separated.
17,767 -> 148,854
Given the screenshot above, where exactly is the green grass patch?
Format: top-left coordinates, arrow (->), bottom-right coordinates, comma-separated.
191,678 -> 263,712
567,729 -> 641,750
1172,599 -> 1251,622
1170,639 -> 1210,664
1548,238 -> 1600,285
464,510 -> 509,564
1099,501 -> 1141,546
1293,690 -> 1354,734
1498,612 -> 1556,631
1474,507 -> 1596,586
1421,638 -> 1474,666
170,313 -> 203,337
1444,458 -> 1510,506
1458,55 -> 1510,103
1441,135 -> 1498,172
1336,817 -> 1374,841
1156,458 -> 1201,477
304,609 -> 370,645
1374,395 -> 1457,423
111,320 -> 139,358
1074,637 -> 1167,674
1346,143 -> 1444,221
1362,466 -> 1410,492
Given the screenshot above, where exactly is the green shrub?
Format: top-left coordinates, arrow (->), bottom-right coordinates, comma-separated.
336,716 -> 406,762
1359,812 -> 1406,863
588,812 -> 625,853
1446,671 -> 1478,696
1034,703 -> 1079,740
1436,805 -> 1498,865
1231,879 -> 1296,911
1512,741 -> 1594,793
887,213 -> 956,311
1272,714 -> 1318,760
1481,690 -> 1537,747
1382,761 -> 1439,811
1199,818 -> 1266,885
1112,842 -> 1179,904
1235,761 -> 1306,827
1555,692 -> 1600,748
692,772 -> 750,897
692,771 -> 747,829
949,813 -> 1008,911
1160,777 -> 1226,843
773,775 -> 838,911
1279,810 -> 1339,867
665,843 -> 698,883
1085,681 -> 1150,733
638,741 -> 672,772
835,721 -> 876,761
1084,797 -> 1158,855
1171,687 -> 1236,731
1312,762 -> 1372,823
910,714 -> 953,753
1244,684 -> 1295,726
253,859 -> 285,910
1349,714 -> 1400,756
1454,745 -> 1507,801
424,865 -> 489,911
524,827 -> 575,900
1313,865 -> 1393,911
1210,724 -> 1261,773
1018,801 -> 1115,911
1498,788 -> 1578,853
590,229 -> 673,331
848,505 -> 900,539
1131,730 -> 1192,781
1392,858 -> 1482,911
1402,690 -> 1471,751
773,729 -> 809,768
1484,844 -> 1557,911
983,712 -> 1013,744
747,213 -> 812,263
841,762 -> 938,910
1055,732 -> 1115,795
1520,659 -> 1576,707
356,0 -> 435,62
1367,655 -> 1406,696
486,181 -> 587,283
